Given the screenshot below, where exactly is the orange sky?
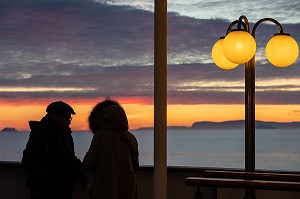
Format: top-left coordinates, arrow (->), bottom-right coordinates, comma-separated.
1,101 -> 300,131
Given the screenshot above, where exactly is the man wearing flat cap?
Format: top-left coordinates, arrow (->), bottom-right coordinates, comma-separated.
22,101 -> 86,199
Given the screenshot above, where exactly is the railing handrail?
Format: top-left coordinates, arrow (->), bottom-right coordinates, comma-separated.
203,170 -> 300,182
185,177 -> 300,192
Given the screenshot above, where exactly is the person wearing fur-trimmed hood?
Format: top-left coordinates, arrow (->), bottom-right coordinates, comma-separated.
83,98 -> 139,199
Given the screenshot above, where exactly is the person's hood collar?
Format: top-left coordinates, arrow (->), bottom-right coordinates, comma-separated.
94,105 -> 129,132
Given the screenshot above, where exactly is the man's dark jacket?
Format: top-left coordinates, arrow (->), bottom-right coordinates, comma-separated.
22,116 -> 82,199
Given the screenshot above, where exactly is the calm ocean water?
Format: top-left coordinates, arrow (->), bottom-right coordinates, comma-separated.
1,129 -> 300,171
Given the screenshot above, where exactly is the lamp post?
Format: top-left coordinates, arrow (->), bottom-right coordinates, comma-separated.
212,15 -> 299,199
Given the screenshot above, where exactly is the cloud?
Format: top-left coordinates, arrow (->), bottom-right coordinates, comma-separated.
0,0 -> 299,105
106,0 -> 300,24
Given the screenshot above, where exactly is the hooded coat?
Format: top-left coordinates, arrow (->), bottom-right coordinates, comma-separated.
83,105 -> 139,199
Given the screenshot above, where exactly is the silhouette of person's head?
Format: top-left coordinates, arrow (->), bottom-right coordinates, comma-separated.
46,101 -> 75,115
88,97 -> 121,133
46,101 -> 75,132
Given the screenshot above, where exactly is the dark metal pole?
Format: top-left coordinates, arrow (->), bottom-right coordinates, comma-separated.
244,56 -> 256,199
154,0 -> 167,199
245,57 -> 256,172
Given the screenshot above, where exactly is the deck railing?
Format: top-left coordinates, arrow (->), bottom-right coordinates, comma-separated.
203,170 -> 300,182
186,170 -> 300,199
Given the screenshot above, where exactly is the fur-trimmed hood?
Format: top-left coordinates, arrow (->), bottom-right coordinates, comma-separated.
90,105 -> 129,132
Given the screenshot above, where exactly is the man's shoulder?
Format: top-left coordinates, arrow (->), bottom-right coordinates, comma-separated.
28,120 -> 49,135
29,121 -> 40,130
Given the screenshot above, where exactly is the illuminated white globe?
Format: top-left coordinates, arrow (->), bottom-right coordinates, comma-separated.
223,30 -> 256,64
266,34 -> 299,67
212,38 -> 239,70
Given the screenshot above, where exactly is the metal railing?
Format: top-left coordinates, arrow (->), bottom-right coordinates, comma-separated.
186,170 -> 300,199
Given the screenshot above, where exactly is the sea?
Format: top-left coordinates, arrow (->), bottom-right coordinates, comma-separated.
1,129 -> 300,171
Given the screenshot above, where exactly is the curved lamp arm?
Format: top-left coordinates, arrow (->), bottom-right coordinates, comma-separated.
252,18 -> 284,37
226,20 -> 247,35
237,15 -> 250,32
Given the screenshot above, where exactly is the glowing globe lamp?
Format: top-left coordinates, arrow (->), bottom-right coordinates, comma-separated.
266,33 -> 299,68
223,30 -> 256,64
212,38 -> 239,70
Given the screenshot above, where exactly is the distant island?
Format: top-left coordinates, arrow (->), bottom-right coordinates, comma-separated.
1,127 -> 17,132
135,120 -> 300,130
191,120 -> 300,129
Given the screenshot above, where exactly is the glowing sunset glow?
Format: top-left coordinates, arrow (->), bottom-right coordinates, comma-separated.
1,103 -> 300,131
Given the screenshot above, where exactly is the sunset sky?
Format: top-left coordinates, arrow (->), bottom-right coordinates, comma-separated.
0,0 -> 299,131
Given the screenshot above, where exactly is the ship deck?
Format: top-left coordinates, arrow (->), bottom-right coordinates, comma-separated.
2,161 -> 300,199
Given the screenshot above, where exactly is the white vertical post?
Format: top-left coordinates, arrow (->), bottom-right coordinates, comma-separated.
154,0 -> 167,199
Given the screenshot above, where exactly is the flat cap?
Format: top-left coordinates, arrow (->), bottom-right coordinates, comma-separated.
46,101 -> 75,115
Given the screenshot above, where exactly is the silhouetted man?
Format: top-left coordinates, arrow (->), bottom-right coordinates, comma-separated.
22,101 -> 85,199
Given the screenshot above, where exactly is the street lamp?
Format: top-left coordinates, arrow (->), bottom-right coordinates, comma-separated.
212,15 -> 299,199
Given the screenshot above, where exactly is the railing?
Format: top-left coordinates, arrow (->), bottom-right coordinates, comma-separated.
203,170 -> 300,182
186,177 -> 300,191
186,170 -> 300,199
